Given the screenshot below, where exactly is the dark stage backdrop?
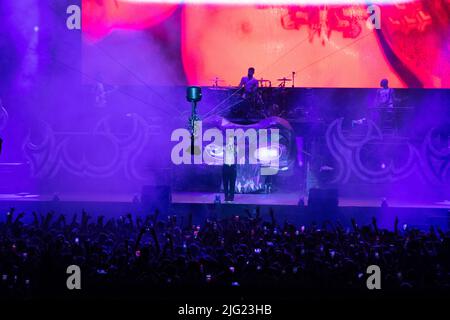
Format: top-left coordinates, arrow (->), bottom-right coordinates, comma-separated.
1,83 -> 449,199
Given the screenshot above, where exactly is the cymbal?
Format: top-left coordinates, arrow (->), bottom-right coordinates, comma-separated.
258,79 -> 271,82
277,78 -> 292,81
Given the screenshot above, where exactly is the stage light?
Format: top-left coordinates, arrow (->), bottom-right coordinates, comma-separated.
186,86 -> 202,155
186,86 -> 202,103
205,144 -> 224,162
33,26 -> 39,32
255,146 -> 281,163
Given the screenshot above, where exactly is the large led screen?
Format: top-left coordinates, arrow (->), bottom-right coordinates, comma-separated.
82,0 -> 450,88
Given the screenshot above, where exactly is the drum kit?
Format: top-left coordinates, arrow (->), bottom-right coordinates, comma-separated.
208,74 -> 297,119
209,76 -> 294,89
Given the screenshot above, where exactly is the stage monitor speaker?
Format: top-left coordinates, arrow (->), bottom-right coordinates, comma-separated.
141,185 -> 171,213
307,188 -> 339,214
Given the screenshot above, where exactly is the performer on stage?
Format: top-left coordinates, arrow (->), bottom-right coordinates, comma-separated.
375,78 -> 394,109
223,135 -> 237,202
94,76 -> 107,108
372,78 -> 395,130
93,74 -> 116,109
239,67 -> 258,99
235,67 -> 259,119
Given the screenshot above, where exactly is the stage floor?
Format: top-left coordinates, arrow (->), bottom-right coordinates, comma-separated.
0,192 -> 449,210
172,192 -> 450,209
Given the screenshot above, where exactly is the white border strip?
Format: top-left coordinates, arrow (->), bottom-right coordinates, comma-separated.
118,0 -> 412,5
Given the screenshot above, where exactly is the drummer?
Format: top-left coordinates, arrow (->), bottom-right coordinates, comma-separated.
239,67 -> 258,99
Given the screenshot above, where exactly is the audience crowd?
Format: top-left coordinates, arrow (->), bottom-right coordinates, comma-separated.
0,207 -> 449,298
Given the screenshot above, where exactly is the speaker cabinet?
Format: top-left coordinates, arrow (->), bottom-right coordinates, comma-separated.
307,188 -> 339,214
141,185 -> 171,213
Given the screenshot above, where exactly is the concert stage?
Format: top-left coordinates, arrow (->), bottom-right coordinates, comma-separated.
172,192 -> 450,229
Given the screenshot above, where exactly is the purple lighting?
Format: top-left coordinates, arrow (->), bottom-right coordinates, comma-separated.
0,0 -> 448,303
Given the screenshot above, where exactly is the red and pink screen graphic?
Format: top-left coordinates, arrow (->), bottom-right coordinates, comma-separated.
82,0 -> 450,88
